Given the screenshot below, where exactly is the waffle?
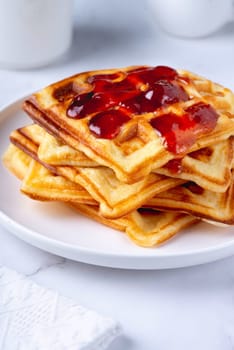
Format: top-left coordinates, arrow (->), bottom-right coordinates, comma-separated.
13,122 -> 233,211
2,143 -> 31,180
10,125 -> 184,218
59,166 -> 184,218
23,66 -> 234,184
38,128 -> 98,167
3,144 -> 96,205
10,124 -> 97,167
21,120 -> 232,194
154,138 -> 234,193
9,124 -> 44,163
3,143 -> 198,247
146,179 -> 234,224
21,159 -> 96,204
34,123 -> 234,194
71,204 -> 198,247
3,65 -> 234,248
8,126 -> 234,224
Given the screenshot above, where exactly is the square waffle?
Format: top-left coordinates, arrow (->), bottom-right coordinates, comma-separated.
2,143 -> 31,180
21,159 -> 96,204
3,64 -> 234,248
8,127 -> 234,224
23,123 -> 233,194
10,125 -> 184,218
59,166 -> 184,218
146,179 -> 234,224
71,204 -> 198,247
9,124 -> 44,162
12,123 -> 233,219
154,138 -> 234,193
2,143 -> 198,247
10,124 -> 97,167
23,66 -> 234,184
34,124 -> 234,194
38,127 -> 98,167
3,144 -> 96,205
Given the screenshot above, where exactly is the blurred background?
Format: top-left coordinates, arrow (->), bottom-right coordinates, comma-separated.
0,0 -> 234,106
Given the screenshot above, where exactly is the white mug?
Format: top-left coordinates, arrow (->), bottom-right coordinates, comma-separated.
0,0 -> 73,69
148,0 -> 234,38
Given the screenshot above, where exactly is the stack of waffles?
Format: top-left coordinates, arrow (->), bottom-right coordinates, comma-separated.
3,65 -> 234,247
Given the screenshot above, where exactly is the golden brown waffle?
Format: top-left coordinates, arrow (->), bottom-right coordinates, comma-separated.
21,159 -> 96,204
3,144 -> 96,205
11,124 -> 98,167
3,65 -> 234,248
23,123 -> 232,193
59,166 -> 184,218
23,66 -> 234,184
14,122 -> 234,201
2,143 -> 31,180
10,124 -> 44,158
71,204 -> 198,247
3,144 -> 198,247
124,209 -> 198,247
5,137 -> 233,227
10,125 -> 184,218
9,127 -> 234,225
38,128 -> 98,167
154,138 -> 234,193
33,124 -> 234,194
146,179 -> 234,224
181,70 -> 234,115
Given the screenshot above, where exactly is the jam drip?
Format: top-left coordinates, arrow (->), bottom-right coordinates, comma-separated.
150,102 -> 218,155
89,110 -> 131,139
165,159 -> 183,174
66,65 -> 190,139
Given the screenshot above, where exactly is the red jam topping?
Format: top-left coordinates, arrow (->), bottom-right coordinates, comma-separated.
66,65 -> 192,139
121,81 -> 189,113
165,159 -> 183,174
93,78 -> 137,93
150,102 -> 218,154
66,90 -> 141,118
185,102 -> 218,133
127,65 -> 178,86
89,110 -> 131,139
66,92 -> 93,118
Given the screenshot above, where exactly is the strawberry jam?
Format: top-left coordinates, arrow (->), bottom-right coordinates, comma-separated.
66,92 -> 93,118
89,109 -> 131,139
127,65 -> 178,86
165,159 -> 183,174
67,65 -> 216,142
66,65 -> 187,121
185,102 -> 218,133
150,102 -> 218,154
121,81 -> 189,113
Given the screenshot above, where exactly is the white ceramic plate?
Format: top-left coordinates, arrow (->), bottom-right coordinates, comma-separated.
1,97 -> 234,269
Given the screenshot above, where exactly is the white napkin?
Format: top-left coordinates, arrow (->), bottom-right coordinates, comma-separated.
0,265 -> 121,350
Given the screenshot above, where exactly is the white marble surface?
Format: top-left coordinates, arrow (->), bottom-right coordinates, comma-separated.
1,1 -> 234,349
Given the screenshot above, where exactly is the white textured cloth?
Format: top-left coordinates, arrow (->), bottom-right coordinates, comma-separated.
0,266 -> 121,350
